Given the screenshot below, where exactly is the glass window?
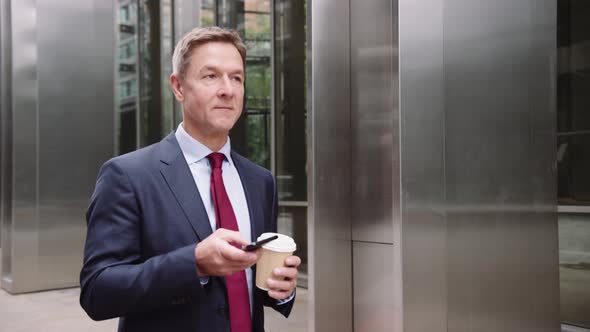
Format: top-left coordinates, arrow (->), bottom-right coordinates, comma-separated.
207,0 -> 308,281
557,0 -> 590,328
274,0 -> 308,284
115,0 -> 173,155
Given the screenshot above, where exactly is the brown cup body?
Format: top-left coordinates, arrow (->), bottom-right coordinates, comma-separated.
255,248 -> 293,290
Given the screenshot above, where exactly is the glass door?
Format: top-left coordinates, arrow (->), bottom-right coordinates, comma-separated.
114,0 -> 309,284
557,0 -> 590,328
201,0 -> 308,283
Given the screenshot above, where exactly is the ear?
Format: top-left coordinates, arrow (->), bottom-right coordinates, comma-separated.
170,73 -> 184,102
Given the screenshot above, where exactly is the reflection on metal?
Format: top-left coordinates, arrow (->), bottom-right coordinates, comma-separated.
562,324 -> 590,332
0,0 -> 12,251
398,0 -> 446,330
278,201 -> 308,207
353,242 -> 395,332
558,206 -> 590,214
435,0 -> 558,331
351,0 -> 396,245
1,0 -> 115,293
310,0 -> 559,331
307,0 -> 352,331
350,0 -> 399,330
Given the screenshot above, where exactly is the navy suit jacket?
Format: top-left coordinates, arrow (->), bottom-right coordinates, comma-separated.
80,133 -> 294,332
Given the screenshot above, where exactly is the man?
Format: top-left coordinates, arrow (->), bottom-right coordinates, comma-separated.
80,26 -> 300,332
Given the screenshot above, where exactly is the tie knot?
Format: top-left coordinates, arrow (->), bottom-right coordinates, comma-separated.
207,152 -> 225,170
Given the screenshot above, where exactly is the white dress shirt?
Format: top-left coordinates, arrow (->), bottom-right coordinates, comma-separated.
175,123 -> 294,309
175,123 -> 255,308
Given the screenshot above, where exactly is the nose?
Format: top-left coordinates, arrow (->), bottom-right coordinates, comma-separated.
217,75 -> 235,99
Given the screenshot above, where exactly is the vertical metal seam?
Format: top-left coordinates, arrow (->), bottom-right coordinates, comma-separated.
33,0 -> 40,289
170,0 -> 176,127
135,0 -> 142,148
348,0 -> 354,331
113,2 -> 119,154
440,0 -> 448,331
270,0 -> 276,176
0,0 -> 5,251
394,0 -> 404,331
305,0 -> 314,330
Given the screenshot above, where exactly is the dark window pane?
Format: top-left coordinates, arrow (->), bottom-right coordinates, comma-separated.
558,0 -> 590,328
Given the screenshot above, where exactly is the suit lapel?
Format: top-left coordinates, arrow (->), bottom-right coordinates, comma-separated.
158,133 -> 213,241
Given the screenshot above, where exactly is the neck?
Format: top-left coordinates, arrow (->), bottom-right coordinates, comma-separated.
182,123 -> 228,152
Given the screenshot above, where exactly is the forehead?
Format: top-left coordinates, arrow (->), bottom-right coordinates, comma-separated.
188,41 -> 244,73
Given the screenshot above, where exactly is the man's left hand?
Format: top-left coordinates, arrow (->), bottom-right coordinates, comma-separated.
266,255 -> 301,300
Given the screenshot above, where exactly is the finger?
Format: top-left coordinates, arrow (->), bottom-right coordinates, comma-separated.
273,267 -> 298,280
220,242 -> 258,263
267,278 -> 294,292
284,255 -> 301,267
268,289 -> 292,300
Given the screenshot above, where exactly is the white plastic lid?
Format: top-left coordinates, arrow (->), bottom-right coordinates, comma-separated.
257,232 -> 296,252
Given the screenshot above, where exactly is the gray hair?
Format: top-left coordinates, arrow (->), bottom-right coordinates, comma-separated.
172,26 -> 247,79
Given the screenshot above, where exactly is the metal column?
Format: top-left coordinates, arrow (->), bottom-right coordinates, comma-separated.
1,0 -> 115,293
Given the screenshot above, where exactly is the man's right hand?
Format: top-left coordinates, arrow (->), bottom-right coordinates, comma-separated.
194,229 -> 260,277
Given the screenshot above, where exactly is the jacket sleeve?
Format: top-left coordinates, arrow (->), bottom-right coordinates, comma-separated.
79,160 -> 203,321
262,172 -> 295,317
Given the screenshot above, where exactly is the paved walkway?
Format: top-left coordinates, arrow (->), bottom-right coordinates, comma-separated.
0,286 -> 307,332
0,252 -> 307,331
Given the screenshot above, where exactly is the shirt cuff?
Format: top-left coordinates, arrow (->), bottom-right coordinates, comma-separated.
276,289 -> 296,305
199,276 -> 210,286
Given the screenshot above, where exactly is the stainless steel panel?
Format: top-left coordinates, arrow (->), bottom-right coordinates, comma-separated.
350,0 -> 397,244
307,0 -> 352,331
443,0 -> 560,331
0,0 -> 11,252
398,0 -> 446,331
35,0 -> 114,291
7,0 -> 40,293
353,241 -> 395,332
2,0 -> 115,293
0,0 -> 3,248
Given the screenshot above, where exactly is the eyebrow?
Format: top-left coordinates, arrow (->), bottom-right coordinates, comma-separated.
199,65 -> 244,76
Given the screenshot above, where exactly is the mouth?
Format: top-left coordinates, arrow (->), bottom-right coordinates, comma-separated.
213,106 -> 233,111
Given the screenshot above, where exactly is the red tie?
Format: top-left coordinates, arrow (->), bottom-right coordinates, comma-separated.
207,152 -> 252,332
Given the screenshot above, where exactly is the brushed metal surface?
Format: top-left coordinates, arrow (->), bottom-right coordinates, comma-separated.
353,241 -> 395,332
2,0 -> 115,293
7,0 -> 39,293
307,0 -> 353,331
350,0 -> 397,244
0,0 -> 11,252
36,0 -> 114,291
0,0 -> 3,248
442,0 -> 560,331
398,0 -> 447,331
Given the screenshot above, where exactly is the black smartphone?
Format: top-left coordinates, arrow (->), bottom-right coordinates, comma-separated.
241,235 -> 279,251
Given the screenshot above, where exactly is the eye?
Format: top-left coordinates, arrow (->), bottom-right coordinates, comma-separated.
204,74 -> 217,80
232,76 -> 243,83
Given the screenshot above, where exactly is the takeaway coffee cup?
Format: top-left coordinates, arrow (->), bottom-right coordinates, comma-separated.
255,232 -> 297,291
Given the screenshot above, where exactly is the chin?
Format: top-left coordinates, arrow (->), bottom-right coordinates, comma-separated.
214,120 -> 238,131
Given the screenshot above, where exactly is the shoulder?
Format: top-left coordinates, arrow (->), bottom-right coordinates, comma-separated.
104,143 -> 159,171
98,134 -> 177,180
231,151 -> 274,182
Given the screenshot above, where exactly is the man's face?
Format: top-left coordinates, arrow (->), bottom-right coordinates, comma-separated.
173,41 -> 244,140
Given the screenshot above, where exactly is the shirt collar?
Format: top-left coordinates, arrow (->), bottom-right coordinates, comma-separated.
175,123 -> 233,166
